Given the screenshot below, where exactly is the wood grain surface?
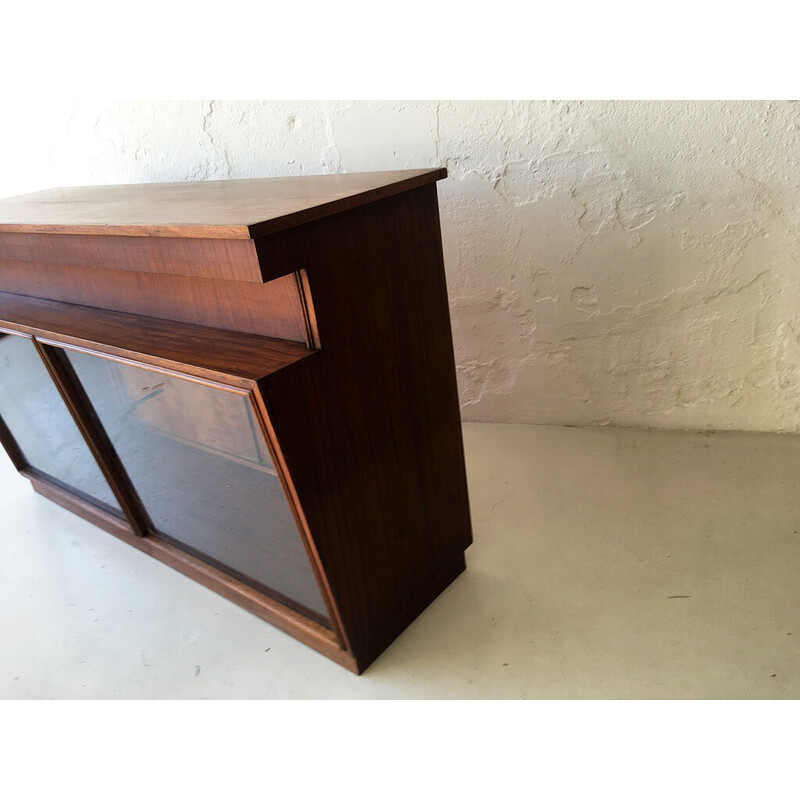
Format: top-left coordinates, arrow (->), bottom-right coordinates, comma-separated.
258,184 -> 472,671
0,169 -> 471,674
0,232 -> 264,282
0,264 -> 311,343
0,169 -> 445,239
0,291 -> 314,384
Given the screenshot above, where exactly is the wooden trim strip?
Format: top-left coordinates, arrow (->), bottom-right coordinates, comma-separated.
295,269 -> 321,350
40,338 -> 258,394
24,467 -> 135,539
32,341 -> 154,536
249,384 -> 352,655
0,412 -> 27,471
0,290 -> 313,386
0,331 -> 31,472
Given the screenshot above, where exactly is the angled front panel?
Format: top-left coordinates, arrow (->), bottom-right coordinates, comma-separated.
57,346 -> 331,626
0,332 -> 122,513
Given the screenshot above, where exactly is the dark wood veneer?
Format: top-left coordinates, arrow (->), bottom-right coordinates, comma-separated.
0,169 -> 445,240
34,341 -> 154,536
0,291 -> 313,385
257,185 -> 472,669
0,405 -> 26,470
0,233 -> 263,282
0,169 -> 470,673
0,265 -> 311,343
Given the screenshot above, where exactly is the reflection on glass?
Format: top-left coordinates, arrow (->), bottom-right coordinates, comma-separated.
0,334 -> 121,512
64,349 -> 329,625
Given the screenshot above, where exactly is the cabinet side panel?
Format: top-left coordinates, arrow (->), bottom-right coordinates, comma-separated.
259,185 -> 472,670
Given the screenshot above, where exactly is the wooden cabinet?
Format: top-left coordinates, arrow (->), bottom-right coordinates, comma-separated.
0,169 -> 472,673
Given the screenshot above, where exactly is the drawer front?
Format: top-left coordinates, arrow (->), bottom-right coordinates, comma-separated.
0,232 -> 264,282
0,262 -> 313,344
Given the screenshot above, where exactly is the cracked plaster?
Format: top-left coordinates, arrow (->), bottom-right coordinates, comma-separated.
2,100 -> 800,432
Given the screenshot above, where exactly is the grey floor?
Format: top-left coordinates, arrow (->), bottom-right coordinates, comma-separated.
2,422 -> 800,699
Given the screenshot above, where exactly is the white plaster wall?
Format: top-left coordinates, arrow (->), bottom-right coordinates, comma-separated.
2,100 -> 799,432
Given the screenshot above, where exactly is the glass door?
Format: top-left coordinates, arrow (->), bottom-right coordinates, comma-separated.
0,332 -> 122,515
55,345 -> 330,627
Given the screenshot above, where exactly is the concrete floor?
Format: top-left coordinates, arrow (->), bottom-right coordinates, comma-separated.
2,422 -> 800,699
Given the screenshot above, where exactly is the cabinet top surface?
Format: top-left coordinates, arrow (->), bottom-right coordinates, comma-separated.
0,168 -> 446,240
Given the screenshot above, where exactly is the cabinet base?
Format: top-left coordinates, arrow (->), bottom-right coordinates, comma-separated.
26,469 -> 359,673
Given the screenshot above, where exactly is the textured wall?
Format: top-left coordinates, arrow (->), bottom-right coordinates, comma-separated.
2,100 -> 799,432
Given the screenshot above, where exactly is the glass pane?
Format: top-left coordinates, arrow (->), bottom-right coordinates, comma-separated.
0,334 -> 122,512
63,348 -> 329,625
